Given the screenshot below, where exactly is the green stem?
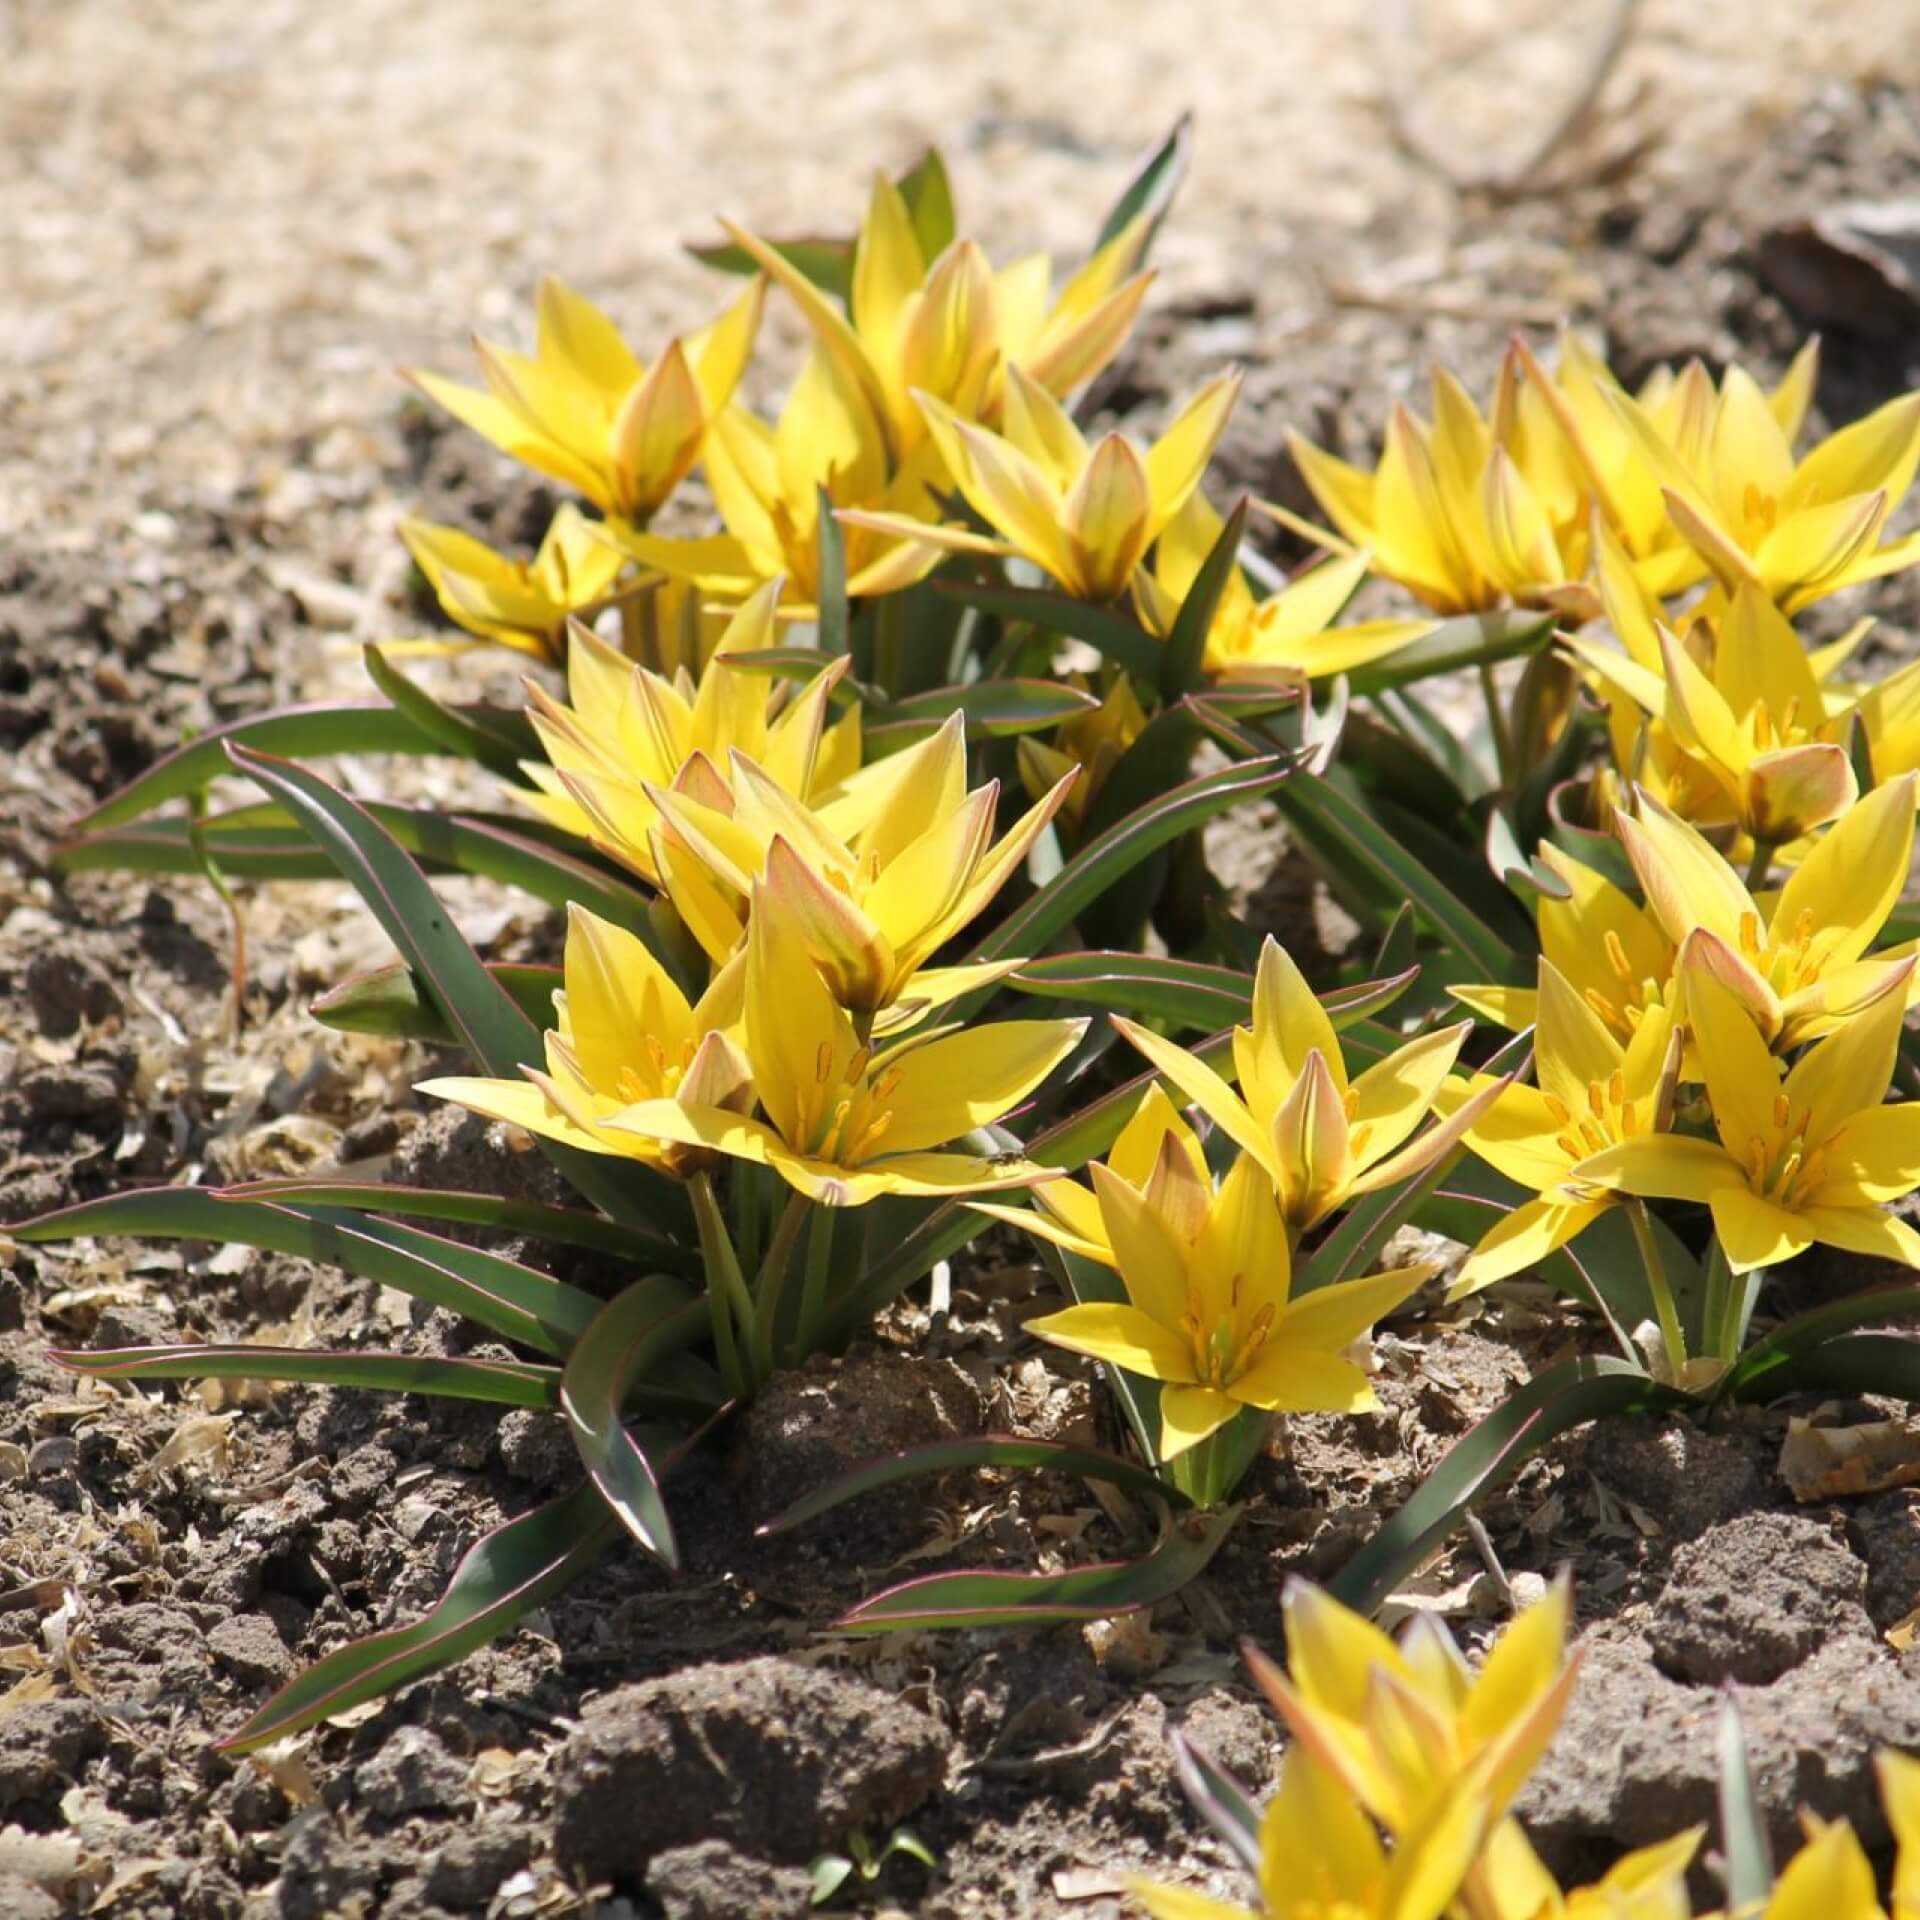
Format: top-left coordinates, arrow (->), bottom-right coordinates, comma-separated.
871,591 -> 906,698
1164,1408 -> 1269,1508
794,1203 -> 837,1363
1478,661 -> 1514,788
688,1172 -> 752,1398
1744,840 -> 1773,891
732,1162 -> 763,1282
1626,1198 -> 1687,1382
750,1191 -> 812,1383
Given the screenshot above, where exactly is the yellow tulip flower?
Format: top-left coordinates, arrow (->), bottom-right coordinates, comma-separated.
1112,936 -> 1501,1238
1026,1143 -> 1433,1457
1134,1741 -> 1491,1920
1248,1575 -> 1579,1839
1580,956 -> 1920,1274
1861,656 -> 1920,783
1450,840 -> 1677,1043
394,505 -> 628,663
417,903 -> 750,1182
1015,673 -> 1147,831
517,581 -> 856,882
605,344 -> 953,615
1605,358 -> 1920,613
842,365 -> 1241,604
407,275 -> 762,525
1616,779 -> 1919,1050
647,710 -> 1075,1017
1446,965 -> 1680,1298
720,173 -> 1151,460
1133,491 -> 1436,681
604,885 -> 1085,1207
1758,1819 -> 1887,1920
1570,585 -> 1859,845
1879,1749 -> 1920,1918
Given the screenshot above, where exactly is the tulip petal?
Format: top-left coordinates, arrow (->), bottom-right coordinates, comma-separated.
1155,1383 -> 1244,1458
1229,1345 -> 1376,1415
873,1017 -> 1086,1156
1711,1185 -> 1813,1273
1023,1300 -> 1197,1384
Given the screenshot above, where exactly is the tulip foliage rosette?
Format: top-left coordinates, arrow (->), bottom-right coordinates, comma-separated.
23,114 -> 1920,1774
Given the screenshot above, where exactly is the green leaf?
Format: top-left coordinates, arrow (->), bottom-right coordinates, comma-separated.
935,579 -> 1162,680
1171,1732 -> 1265,1880
1754,1332 -> 1920,1400
361,645 -> 532,782
311,960 -> 560,1041
1299,1147 -> 1469,1299
816,485 -> 850,656
214,1179 -> 695,1270
898,148 -> 956,260
813,1198 -> 982,1350
1160,497 -> 1248,700
218,1481 -> 617,1751
1026,1030 -> 1237,1175
55,1344 -> 561,1408
72,702 -> 529,832
963,755 -> 1296,986
833,1504 -> 1238,1632
1344,610 -> 1553,698
560,1277 -> 701,1568
226,747 -> 677,1233
1329,1357 -> 1672,1616
1273,771 -> 1523,982
1718,1695 -> 1774,1910
1011,951 -> 1252,1029
866,678 -> 1099,751
1093,112 -> 1193,256
688,235 -> 852,300
758,1434 -> 1186,1537
1724,1281 -> 1920,1403
11,1190 -> 600,1358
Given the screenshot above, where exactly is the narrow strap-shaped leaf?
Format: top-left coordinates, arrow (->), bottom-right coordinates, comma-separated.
1726,1288 -> 1920,1402
311,959 -> 560,1042
1747,1332 -> 1920,1402
217,1481 -> 617,1751
935,580 -> 1163,681
816,485 -> 850,658
1299,1146 -> 1468,1297
559,1277 -> 699,1569
1093,112 -> 1193,255
1170,1732 -> 1265,1880
687,235 -> 852,299
1273,771 -> 1522,981
1329,1357 -> 1670,1616
835,1504 -> 1237,1632
11,1190 -> 599,1358
1010,952 -> 1253,1029
56,1343 -> 560,1408
1344,609 -> 1553,698
759,1434 -> 1187,1536
214,1178 -> 697,1271
1159,496 -> 1248,700
1026,1029 -> 1237,1174
866,678 -> 1100,751
1718,1694 -> 1774,1908
898,147 -> 956,260
362,645 -> 533,782
227,746 -> 679,1234
813,1197 -> 983,1351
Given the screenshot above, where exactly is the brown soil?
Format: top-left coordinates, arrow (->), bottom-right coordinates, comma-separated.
6,9 -> 1920,1917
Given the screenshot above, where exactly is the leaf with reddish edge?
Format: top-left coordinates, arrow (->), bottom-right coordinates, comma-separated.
758,1435 -> 1186,1538
1343,608 -> 1553,699
832,1504 -> 1238,1633
10,1190 -> 598,1358
217,1481 -> 618,1752
224,746 -> 680,1236
69,701 -> 532,833
213,1179 -> 697,1271
1724,1290 -> 1920,1404
1159,496 -> 1250,700
934,580 -> 1163,681
865,679 -> 1101,752
311,959 -> 561,1042
1093,112 -> 1193,255
559,1278 -> 699,1568
362,644 -> 533,782
1328,1358 -> 1674,1618
55,1344 -> 561,1409
1171,1731 -> 1265,1878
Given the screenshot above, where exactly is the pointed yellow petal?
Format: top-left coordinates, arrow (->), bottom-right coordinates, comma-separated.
1575,1133 -> 1742,1205
1025,1301 -> 1196,1385
1801,1203 -> 1920,1270
1617,789 -> 1755,949
872,1018 -> 1085,1156
1711,1184 -> 1814,1272
1278,1261 -> 1432,1355
1143,374 -> 1242,544
1062,433 -> 1153,601
1090,1159 -> 1193,1327
1452,1196 -> 1605,1298
850,171 -> 924,357
1784,963 -> 1912,1146
1776,774 -> 1917,967
1112,1016 -> 1274,1177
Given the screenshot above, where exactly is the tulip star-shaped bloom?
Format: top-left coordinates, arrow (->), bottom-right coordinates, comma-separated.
648,710 -> 1075,1017
1446,965 -> 1679,1298
1571,584 -> 1859,845
396,506 -> 628,663
721,171 -> 1152,461
1581,957 -> 1920,1273
1761,1820 -> 1888,1920
417,904 -> 751,1182
605,888 -> 1084,1207
1618,779 -> 1919,1050
407,276 -> 763,525
1450,840 -> 1677,1042
1606,359 -> 1920,612
517,581 -> 856,879
606,344 -> 953,615
842,365 -> 1240,603
1133,492 -> 1436,681
1133,1741 -> 1491,1920
1248,1576 -> 1579,1841
1027,1144 -> 1433,1456
1114,936 -> 1502,1238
